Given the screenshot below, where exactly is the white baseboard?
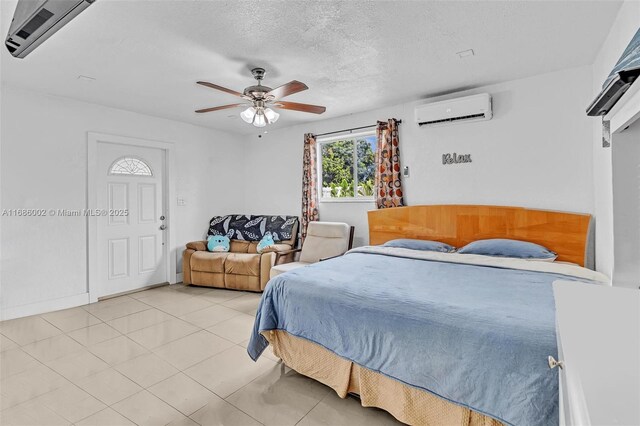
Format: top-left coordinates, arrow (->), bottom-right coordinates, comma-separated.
97,282 -> 169,301
1,293 -> 90,321
176,273 -> 183,283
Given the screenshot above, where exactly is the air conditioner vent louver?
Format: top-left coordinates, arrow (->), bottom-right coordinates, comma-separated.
415,93 -> 493,127
16,9 -> 54,40
419,113 -> 486,126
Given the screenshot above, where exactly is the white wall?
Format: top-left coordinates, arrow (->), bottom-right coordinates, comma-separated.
591,0 -> 640,278
241,66 -> 595,248
0,86 -> 245,319
1,31 -> 623,319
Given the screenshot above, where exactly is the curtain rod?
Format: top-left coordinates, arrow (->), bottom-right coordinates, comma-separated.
314,120 -> 402,138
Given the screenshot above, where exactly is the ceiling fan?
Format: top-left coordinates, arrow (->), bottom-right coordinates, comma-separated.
195,67 -> 326,127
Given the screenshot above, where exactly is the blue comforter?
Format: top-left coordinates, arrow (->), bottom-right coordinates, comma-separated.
248,249 -> 600,426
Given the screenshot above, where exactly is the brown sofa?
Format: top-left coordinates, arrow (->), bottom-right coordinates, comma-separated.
183,218 -> 298,292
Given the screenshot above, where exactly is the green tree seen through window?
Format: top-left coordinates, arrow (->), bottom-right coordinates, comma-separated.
321,135 -> 376,198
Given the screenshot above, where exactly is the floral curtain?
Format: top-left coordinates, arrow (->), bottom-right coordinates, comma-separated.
301,133 -> 319,243
375,119 -> 405,209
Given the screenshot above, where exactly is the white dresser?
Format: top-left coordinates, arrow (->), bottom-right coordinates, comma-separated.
553,281 -> 640,426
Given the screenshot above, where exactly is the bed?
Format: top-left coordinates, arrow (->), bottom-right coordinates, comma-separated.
247,205 -> 608,426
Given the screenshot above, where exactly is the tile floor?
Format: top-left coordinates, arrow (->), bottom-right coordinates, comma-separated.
0,284 -> 400,425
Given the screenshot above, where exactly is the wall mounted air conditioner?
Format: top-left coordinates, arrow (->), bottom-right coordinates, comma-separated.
415,93 -> 492,127
5,0 -> 96,59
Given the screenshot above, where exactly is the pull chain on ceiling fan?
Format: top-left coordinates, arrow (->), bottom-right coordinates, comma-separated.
195,68 -> 326,127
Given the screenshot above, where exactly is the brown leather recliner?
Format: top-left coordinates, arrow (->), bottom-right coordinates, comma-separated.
183,222 -> 298,292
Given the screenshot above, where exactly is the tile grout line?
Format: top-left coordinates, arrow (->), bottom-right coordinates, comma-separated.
39,309 -> 105,333
37,380 -> 107,425
0,319 -> 80,412
295,388 -> 335,425
1,285 -> 265,425
221,370 -> 273,426
105,388 -> 146,426
120,290 -> 249,329
217,350 -> 296,425
57,295 -> 244,358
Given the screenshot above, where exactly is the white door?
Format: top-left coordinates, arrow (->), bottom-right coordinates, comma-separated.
96,142 -> 167,298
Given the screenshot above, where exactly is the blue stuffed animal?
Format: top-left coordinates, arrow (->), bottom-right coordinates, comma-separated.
256,232 -> 276,253
207,235 -> 230,252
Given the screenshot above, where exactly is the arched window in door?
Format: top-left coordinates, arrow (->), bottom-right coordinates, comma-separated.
109,157 -> 153,176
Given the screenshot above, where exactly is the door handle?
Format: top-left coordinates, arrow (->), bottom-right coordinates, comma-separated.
159,224 -> 167,230
548,356 -> 564,370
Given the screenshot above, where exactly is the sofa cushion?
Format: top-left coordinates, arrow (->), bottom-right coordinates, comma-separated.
229,240 -> 261,254
230,240 -> 250,253
269,243 -> 294,253
191,251 -> 226,273
225,253 -> 261,276
186,241 -> 207,251
190,271 -> 225,288
224,274 -> 260,292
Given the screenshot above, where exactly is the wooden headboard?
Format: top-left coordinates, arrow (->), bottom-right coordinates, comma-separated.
368,205 -> 593,267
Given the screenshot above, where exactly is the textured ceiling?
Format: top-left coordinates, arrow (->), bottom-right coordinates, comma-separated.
0,0 -> 622,135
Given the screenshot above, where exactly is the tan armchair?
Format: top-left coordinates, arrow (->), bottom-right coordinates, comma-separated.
270,222 -> 354,279
183,220 -> 298,292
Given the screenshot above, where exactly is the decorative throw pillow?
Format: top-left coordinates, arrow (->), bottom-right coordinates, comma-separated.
383,239 -> 456,253
256,233 -> 276,253
207,235 -> 230,252
457,239 -> 557,261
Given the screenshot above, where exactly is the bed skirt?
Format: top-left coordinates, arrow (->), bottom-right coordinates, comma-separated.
263,330 -> 502,426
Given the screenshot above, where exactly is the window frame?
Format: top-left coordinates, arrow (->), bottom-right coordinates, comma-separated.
108,156 -> 154,177
316,130 -> 377,203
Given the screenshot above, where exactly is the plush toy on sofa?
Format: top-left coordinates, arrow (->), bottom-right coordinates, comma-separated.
256,232 -> 276,253
207,235 -> 230,252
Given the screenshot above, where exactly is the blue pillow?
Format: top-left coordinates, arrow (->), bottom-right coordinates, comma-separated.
257,233 -> 276,253
383,239 -> 456,253
457,239 -> 557,260
207,235 -> 230,252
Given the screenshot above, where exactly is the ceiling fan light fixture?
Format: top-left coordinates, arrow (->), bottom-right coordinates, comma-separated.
195,68 -> 325,127
240,106 -> 256,123
264,108 -> 279,124
253,111 -> 267,127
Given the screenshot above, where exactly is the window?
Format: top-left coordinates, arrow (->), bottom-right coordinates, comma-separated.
319,132 -> 376,200
109,157 -> 153,176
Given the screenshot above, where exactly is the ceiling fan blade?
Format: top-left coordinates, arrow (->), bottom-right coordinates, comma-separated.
266,80 -> 308,99
197,81 -> 245,98
273,101 -> 326,114
195,103 -> 245,113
